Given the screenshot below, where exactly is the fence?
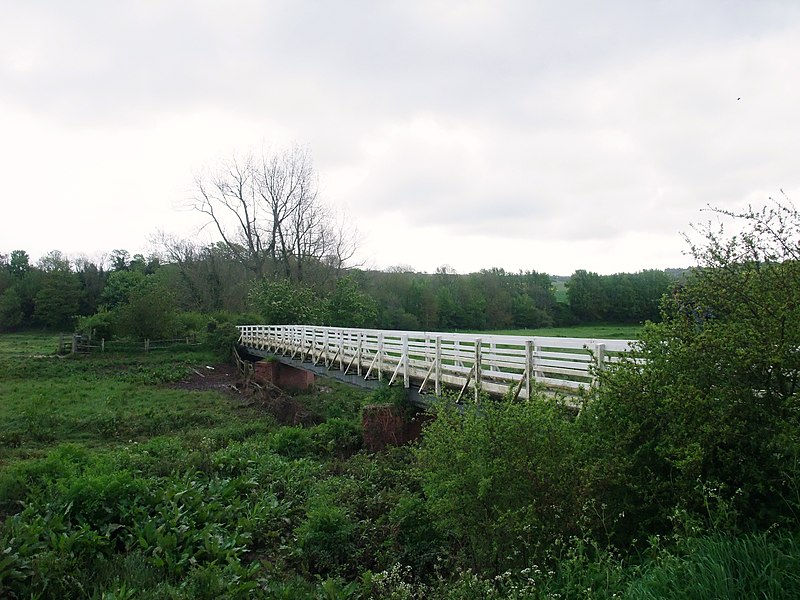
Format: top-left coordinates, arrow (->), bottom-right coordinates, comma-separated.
59,333 -> 200,355
237,325 -> 637,400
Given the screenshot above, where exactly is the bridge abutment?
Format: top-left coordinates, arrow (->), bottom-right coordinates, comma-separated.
254,360 -> 315,391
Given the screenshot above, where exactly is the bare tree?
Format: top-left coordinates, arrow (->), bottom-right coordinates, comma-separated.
192,146 -> 357,283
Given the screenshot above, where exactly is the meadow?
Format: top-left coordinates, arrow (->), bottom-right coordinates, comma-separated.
477,323 -> 642,339
1,331 -> 798,598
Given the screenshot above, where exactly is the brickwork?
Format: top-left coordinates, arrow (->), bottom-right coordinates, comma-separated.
253,360 -> 315,391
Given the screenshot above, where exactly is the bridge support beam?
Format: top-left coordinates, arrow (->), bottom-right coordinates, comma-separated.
254,360 -> 315,391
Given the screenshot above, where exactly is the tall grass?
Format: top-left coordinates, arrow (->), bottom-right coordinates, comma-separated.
625,532 -> 800,600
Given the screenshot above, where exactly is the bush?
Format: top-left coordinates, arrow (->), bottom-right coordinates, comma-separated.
587,200 -> 800,539
416,396 -> 585,573
312,418 -> 362,459
76,310 -> 116,339
296,504 -> 356,575
205,320 -> 240,360
175,311 -> 208,337
269,427 -> 315,459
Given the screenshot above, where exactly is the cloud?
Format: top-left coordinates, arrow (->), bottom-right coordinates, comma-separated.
2,1 -> 800,274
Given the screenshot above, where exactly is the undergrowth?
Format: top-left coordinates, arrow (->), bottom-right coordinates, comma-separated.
1,332 -> 799,598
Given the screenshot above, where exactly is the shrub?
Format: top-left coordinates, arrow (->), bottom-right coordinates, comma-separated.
416,396 -> 585,573
296,504 -> 356,575
587,200 -> 800,539
312,418 -> 362,459
205,320 -> 240,360
269,427 -> 315,459
75,310 -> 116,339
175,311 -> 208,337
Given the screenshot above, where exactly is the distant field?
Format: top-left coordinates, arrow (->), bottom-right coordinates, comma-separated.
0,331 -> 62,357
475,323 -> 642,339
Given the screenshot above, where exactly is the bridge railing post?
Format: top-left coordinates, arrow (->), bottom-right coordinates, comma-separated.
357,332 -> 363,376
525,339 -> 533,401
402,334 -> 409,389
593,342 -> 606,386
474,338 -> 482,402
435,335 -> 442,396
377,333 -> 384,382
340,329 -> 345,372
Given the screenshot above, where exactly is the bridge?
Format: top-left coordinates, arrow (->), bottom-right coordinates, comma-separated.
237,325 -> 636,401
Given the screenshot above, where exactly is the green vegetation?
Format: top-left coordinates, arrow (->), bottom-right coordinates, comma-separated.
2,329 -> 798,597
2,199 -> 799,598
1,246 -> 677,338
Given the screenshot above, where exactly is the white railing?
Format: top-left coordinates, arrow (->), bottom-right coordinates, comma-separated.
237,325 -> 636,400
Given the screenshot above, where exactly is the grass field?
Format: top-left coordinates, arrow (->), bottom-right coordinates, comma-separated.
474,323 -> 643,339
0,334 -> 270,465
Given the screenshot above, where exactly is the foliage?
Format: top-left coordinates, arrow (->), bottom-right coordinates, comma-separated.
2,238 -> 679,334
76,309 -> 116,340
2,198 -> 800,597
100,270 -> 149,310
311,417 -> 363,459
326,275 -> 378,328
567,269 -> 675,324
588,198 -> 800,539
296,503 -> 356,575
250,278 -> 325,325
416,396 -> 585,573
624,532 -> 800,599
2,318 -> 800,597
114,279 -> 178,340
0,286 -> 24,330
206,319 -> 241,359
269,426 -> 315,459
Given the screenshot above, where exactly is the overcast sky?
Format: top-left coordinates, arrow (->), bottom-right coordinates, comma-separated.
2,1 -> 799,275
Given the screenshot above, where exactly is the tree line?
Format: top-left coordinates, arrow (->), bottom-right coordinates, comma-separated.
0,244 -> 678,337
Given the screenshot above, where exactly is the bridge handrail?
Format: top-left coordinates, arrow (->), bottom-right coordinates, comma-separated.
236,324 -> 637,399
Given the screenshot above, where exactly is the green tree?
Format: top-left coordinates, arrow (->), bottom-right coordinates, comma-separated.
0,287 -> 24,330
567,269 -> 609,322
249,278 -> 324,324
115,279 -> 178,339
326,276 -> 377,328
8,250 -> 31,278
36,250 -> 71,273
587,199 -> 800,538
33,270 -> 82,329
100,270 -> 148,309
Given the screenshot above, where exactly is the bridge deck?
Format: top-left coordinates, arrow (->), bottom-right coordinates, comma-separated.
238,325 -> 636,400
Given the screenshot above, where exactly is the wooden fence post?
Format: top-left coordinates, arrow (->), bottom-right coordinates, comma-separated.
594,342 -> 606,386
435,336 -> 442,396
402,334 -> 410,388
525,339 -> 533,401
474,339 -> 482,402
377,333 -> 384,382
